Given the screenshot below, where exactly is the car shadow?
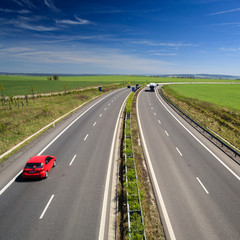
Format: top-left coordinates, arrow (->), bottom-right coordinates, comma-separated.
15,173 -> 42,183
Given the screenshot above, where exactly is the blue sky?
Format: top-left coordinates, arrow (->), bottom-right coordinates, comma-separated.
0,0 -> 240,75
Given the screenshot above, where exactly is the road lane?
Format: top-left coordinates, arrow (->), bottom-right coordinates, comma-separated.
137,88 -> 240,240
0,88 -> 130,240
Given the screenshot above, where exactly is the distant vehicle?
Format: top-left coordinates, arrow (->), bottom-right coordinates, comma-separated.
22,155 -> 56,179
149,83 -> 155,92
127,85 -> 131,88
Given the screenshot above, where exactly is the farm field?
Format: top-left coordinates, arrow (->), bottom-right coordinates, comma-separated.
164,83 -> 240,112
0,74 -> 237,96
163,83 -> 240,149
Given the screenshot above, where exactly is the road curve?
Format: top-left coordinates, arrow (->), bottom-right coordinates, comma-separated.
137,87 -> 240,240
0,88 -> 131,240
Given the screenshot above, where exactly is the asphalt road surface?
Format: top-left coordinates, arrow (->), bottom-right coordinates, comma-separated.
0,88 -> 131,240
137,87 -> 240,240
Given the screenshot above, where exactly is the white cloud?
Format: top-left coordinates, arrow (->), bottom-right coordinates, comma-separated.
56,16 -> 94,25
209,8 -> 240,16
44,0 -> 60,12
131,40 -> 198,48
0,8 -> 30,14
17,22 -> 58,31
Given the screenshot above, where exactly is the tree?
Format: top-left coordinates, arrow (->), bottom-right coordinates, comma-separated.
53,75 -> 59,80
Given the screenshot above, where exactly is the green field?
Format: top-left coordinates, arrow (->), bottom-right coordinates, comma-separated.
165,83 -> 240,113
0,75 -> 238,96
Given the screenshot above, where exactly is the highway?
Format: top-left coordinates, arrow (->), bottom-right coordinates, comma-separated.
137,87 -> 240,240
0,88 -> 131,240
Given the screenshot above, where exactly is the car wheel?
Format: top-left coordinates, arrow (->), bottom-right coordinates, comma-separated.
53,160 -> 56,167
45,171 -> 49,178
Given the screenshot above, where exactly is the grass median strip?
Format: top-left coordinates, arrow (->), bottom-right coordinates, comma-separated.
118,89 -> 165,240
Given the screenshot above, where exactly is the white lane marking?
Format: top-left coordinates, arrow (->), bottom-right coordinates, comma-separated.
84,134 -> 89,141
149,103 -> 151,105
151,107 -> 153,110
0,89 -> 124,196
158,120 -> 162,124
112,100 -> 113,102
108,103 -> 111,106
93,122 -> 97,126
165,130 -> 169,136
104,108 -> 107,111
155,89 -> 240,182
98,92 -> 130,240
154,112 -> 156,116
69,155 -> 77,166
40,194 -> 55,219
176,147 -> 182,156
196,177 -> 209,194
137,89 -> 176,240
99,113 -> 102,117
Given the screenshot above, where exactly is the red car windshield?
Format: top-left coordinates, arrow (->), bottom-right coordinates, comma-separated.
25,163 -> 43,169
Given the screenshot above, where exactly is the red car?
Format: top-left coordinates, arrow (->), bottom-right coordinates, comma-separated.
22,155 -> 56,179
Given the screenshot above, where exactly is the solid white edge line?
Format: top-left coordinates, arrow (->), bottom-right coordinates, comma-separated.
0,89 -> 123,197
176,147 -> 183,156
0,170 -> 23,196
98,92 -> 130,240
137,89 -> 176,240
69,154 -> 77,166
155,88 -> 240,182
40,194 -> 55,219
196,177 -> 209,194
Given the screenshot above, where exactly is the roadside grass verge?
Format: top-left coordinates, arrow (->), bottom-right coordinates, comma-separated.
0,84 -> 120,162
162,84 -> 240,150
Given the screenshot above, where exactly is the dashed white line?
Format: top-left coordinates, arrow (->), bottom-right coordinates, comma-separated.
154,112 -> 156,116
40,194 -> 54,219
158,120 -> 161,124
165,130 -> 169,136
196,177 -> 209,194
151,107 -> 153,110
108,103 -> 111,106
99,113 -> 102,117
84,134 -> 89,141
93,122 -> 97,126
69,154 -> 77,166
104,108 -> 107,111
176,147 -> 182,156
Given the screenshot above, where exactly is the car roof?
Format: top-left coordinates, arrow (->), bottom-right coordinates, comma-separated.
27,155 -> 49,163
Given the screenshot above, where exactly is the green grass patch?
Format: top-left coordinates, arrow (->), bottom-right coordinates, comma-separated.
163,84 -> 240,149
165,84 -> 240,113
0,84 -> 120,160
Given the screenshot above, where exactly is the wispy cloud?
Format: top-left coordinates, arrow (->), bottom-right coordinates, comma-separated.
56,16 -> 94,26
17,22 -> 58,31
132,40 -> 197,48
12,0 -> 35,8
0,8 -> 30,14
220,47 -> 240,52
44,0 -> 60,12
209,8 -> 240,16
